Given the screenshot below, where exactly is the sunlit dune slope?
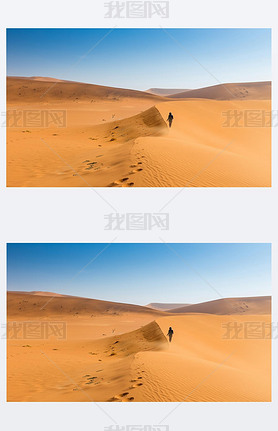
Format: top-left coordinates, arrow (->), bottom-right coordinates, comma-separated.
169,296 -> 271,314
169,81 -> 271,100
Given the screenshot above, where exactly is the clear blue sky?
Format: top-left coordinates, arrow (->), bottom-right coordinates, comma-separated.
7,29 -> 271,90
7,243 -> 271,305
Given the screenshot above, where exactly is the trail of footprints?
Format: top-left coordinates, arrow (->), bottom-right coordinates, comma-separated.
76,151 -> 145,187
109,154 -> 145,187
108,372 -> 145,402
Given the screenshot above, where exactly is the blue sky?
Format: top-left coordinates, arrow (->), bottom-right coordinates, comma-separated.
6,29 -> 271,90
7,243 -> 271,305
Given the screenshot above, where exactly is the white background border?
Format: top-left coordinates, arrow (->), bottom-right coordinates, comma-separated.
1,1 -> 278,430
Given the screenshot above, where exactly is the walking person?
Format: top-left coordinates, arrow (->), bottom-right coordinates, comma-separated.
167,112 -> 174,128
167,326 -> 174,343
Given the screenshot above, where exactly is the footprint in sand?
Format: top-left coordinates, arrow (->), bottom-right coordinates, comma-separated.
107,396 -> 120,402
109,178 -> 134,187
116,392 -> 134,402
137,168 -> 143,172
120,392 -> 129,397
107,391 -> 133,402
108,181 -> 121,187
85,376 -> 97,384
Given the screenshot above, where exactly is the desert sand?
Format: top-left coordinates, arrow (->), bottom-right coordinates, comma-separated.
168,81 -> 271,100
7,291 -> 271,402
7,77 -> 271,187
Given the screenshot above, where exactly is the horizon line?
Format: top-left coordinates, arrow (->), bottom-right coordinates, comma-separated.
7,289 -> 271,307
6,75 -> 272,93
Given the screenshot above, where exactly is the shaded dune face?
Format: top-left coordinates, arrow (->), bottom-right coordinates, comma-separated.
100,106 -> 167,143
96,321 -> 168,358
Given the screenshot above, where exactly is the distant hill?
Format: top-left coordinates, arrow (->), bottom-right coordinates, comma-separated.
168,81 -> 271,100
7,291 -> 164,318
7,76 -> 164,103
146,303 -> 190,311
147,88 -> 190,96
169,296 -> 271,315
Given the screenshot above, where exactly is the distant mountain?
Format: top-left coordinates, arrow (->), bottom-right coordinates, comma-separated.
146,88 -> 190,97
146,303 -> 191,311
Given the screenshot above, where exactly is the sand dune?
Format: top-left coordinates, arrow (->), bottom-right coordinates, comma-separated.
7,104 -> 166,187
7,292 -> 271,402
169,81 -> 271,100
131,99 -> 271,187
7,291 -> 164,319
132,314 -> 271,402
7,77 -> 271,187
169,296 -> 271,315
7,77 -> 163,104
146,303 -> 190,311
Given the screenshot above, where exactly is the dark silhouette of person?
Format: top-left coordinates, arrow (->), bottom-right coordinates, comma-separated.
167,326 -> 174,342
167,112 -> 174,128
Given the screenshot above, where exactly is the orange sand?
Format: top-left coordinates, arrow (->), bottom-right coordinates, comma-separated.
7,78 -> 271,187
7,292 -> 271,402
